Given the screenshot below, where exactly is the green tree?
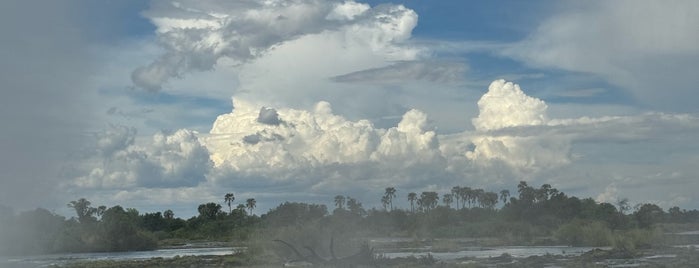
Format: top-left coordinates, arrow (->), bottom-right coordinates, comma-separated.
499,189 -> 510,205
407,192 -> 417,213
334,195 -> 346,210
67,198 -> 97,223
442,193 -> 454,208
346,197 -> 365,216
224,193 -> 235,214
634,203 -> 664,228
197,202 -> 222,220
481,191 -> 499,209
616,198 -> 631,215
246,198 -> 256,215
141,212 -> 168,232
384,187 -> 397,211
163,209 -> 174,220
517,181 -> 535,205
263,202 -> 327,227
101,206 -> 157,251
536,184 -> 552,202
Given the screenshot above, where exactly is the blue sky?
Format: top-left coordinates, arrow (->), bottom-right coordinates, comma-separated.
1,0 -> 698,218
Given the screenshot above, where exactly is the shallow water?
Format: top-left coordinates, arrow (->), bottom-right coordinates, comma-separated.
378,245 -> 608,260
367,237 -> 609,261
0,247 -> 240,268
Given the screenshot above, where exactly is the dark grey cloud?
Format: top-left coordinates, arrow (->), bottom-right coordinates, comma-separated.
257,107 -> 281,126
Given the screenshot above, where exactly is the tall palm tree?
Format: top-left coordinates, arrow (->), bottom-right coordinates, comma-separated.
334,195 -> 346,210
224,193 -> 235,214
473,189 -> 485,208
459,187 -> 471,208
451,186 -> 462,209
384,187 -> 397,211
407,192 -> 417,213
381,196 -> 389,210
245,198 -> 256,215
420,192 -> 439,213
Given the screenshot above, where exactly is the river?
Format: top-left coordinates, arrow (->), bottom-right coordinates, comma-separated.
0,247 -> 241,268
3,236 -> 694,267
1,244 -> 603,267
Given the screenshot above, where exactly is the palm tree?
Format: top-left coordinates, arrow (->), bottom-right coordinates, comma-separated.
499,189 -> 510,205
381,196 -> 389,211
407,192 -> 417,213
419,192 -> 439,213
443,193 -> 454,208
473,189 -> 485,208
246,198 -> 256,215
384,187 -> 397,211
459,187 -> 471,208
334,195 -> 346,210
451,186 -> 462,209
224,193 -> 235,214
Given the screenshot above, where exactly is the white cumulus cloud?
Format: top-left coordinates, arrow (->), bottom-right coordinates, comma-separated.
467,80 -> 568,173
131,0 -> 420,91
472,79 -> 548,131
72,127 -> 212,189
201,99 -> 443,176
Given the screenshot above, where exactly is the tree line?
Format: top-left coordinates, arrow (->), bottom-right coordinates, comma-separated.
1,181 -> 698,255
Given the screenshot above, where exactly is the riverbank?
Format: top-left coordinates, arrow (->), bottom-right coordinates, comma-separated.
49,245 -> 697,267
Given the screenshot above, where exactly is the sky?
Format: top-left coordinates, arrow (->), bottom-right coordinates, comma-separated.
1,0 -> 698,219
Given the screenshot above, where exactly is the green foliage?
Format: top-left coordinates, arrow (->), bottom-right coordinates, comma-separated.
634,203 -> 665,228
197,202 -> 223,220
262,202 -> 327,228
612,227 -> 664,251
555,220 -> 613,246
